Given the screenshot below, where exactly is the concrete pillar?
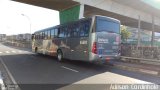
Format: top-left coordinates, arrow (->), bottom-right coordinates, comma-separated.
137,15 -> 141,46
151,15 -> 155,46
79,4 -> 84,19
59,4 -> 84,24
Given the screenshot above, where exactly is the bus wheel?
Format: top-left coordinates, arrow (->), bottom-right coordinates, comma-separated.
57,50 -> 63,62
35,47 -> 38,53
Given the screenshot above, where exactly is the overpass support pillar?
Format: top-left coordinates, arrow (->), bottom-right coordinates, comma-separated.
59,4 -> 84,24
138,15 -> 141,46
151,15 -> 155,46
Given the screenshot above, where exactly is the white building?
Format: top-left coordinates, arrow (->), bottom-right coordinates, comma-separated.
0,34 -> 6,42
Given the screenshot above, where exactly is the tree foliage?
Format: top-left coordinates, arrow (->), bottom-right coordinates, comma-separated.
121,26 -> 131,43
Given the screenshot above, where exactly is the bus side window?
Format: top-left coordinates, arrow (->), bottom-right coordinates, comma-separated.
43,32 -> 46,39
80,21 -> 90,37
40,32 -> 43,39
55,28 -> 58,37
84,21 -> 90,36
71,23 -> 79,38
45,31 -> 48,39
58,28 -> 61,38
48,30 -> 51,39
42,32 -> 45,39
40,32 -> 42,39
35,34 -> 37,40
38,32 -> 40,39
51,29 -> 55,39
66,26 -> 71,38
80,22 -> 85,37
70,25 -> 74,37
64,27 -> 67,38
36,33 -> 39,40
37,33 -> 39,40
75,23 -> 80,37
58,27 -> 65,38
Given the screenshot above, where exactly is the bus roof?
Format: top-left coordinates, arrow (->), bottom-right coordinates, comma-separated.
34,17 -> 91,33
34,15 -> 120,34
94,15 -> 120,23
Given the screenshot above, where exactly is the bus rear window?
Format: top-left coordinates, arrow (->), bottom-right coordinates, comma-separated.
96,18 -> 120,34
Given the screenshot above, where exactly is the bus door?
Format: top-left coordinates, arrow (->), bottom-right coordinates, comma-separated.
43,31 -> 49,54
66,24 -> 79,60
37,32 -> 43,53
77,20 -> 91,60
69,21 -> 90,60
57,26 -> 68,57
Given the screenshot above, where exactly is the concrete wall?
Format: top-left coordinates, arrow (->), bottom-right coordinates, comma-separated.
74,0 -> 160,26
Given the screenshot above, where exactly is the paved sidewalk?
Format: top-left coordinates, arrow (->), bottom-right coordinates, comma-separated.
111,59 -> 160,76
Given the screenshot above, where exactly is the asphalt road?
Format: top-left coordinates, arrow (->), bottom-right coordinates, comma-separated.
0,43 -> 160,90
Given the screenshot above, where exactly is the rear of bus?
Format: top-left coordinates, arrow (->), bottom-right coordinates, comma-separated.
89,16 -> 120,63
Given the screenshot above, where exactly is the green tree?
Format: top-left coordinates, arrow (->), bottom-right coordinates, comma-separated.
121,26 -> 131,43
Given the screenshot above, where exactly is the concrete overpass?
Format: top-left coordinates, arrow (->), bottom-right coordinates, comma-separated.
13,0 -> 160,46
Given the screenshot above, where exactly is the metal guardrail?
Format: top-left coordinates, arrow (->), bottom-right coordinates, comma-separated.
121,44 -> 160,60
121,44 -> 160,65
120,56 -> 160,66
5,41 -> 31,49
121,56 -> 160,63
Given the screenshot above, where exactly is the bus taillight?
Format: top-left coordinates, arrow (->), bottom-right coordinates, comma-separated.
92,42 -> 97,54
116,36 -> 120,43
106,57 -> 110,61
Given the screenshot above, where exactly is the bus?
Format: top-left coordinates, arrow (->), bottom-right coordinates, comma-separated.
32,15 -> 121,63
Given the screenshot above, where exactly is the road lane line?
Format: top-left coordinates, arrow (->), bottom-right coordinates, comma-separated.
11,51 -> 16,53
5,51 -> 10,54
18,51 -> 22,53
139,69 -> 158,75
0,57 -> 19,88
61,66 -> 79,73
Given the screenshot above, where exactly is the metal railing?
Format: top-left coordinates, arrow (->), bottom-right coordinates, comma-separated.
121,44 -> 160,61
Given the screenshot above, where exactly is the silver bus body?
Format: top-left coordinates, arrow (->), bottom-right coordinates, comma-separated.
32,15 -> 121,63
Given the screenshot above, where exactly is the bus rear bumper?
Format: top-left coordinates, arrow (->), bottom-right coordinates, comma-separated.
89,54 -> 120,64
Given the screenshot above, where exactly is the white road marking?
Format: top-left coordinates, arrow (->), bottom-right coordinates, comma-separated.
139,69 -> 158,75
5,51 -> 10,53
0,57 -> 19,89
61,66 -> 79,73
23,51 -> 30,53
18,51 -> 22,53
11,51 -> 16,53
0,71 -> 6,90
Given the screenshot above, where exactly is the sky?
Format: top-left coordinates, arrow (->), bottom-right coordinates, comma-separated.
0,0 -> 59,35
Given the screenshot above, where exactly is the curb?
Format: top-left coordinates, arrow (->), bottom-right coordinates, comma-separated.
120,56 -> 160,65
113,64 -> 160,77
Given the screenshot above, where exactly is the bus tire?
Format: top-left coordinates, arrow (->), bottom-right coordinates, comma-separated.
57,50 -> 63,62
35,47 -> 38,53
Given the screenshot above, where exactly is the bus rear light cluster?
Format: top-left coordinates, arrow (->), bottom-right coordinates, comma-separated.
116,36 -> 120,42
92,42 -> 97,54
106,57 -> 110,61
